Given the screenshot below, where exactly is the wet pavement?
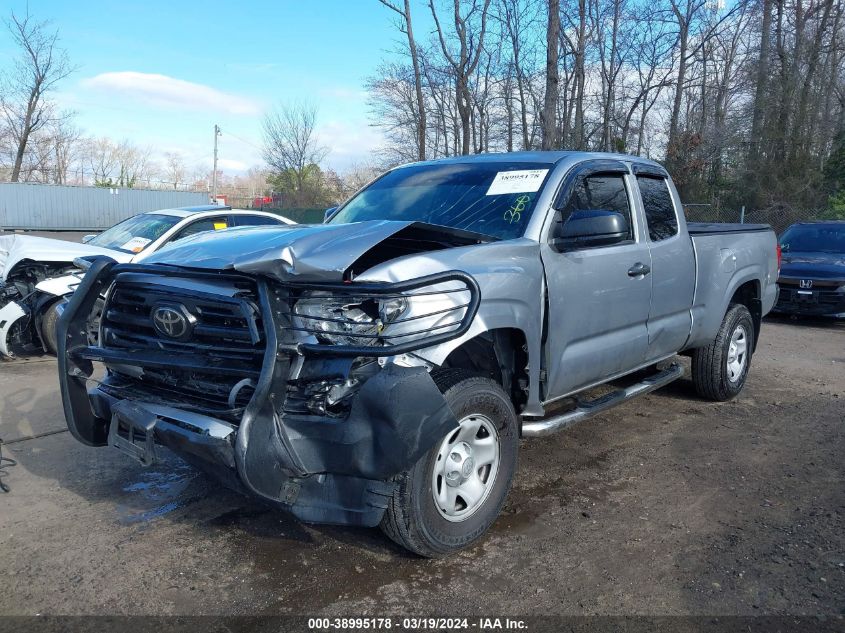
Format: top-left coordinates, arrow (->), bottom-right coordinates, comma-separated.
0,317 -> 843,615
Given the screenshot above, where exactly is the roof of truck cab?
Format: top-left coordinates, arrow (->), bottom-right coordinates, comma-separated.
400,150 -> 666,169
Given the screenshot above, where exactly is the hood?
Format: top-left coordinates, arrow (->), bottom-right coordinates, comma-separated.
144,220 -> 492,282
780,251 -> 845,281
0,234 -> 131,282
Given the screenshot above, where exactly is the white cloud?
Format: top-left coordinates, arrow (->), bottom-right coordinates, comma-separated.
82,72 -> 261,116
318,119 -> 386,170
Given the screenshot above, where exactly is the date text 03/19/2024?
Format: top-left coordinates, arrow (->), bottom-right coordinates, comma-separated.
307,617 -> 528,630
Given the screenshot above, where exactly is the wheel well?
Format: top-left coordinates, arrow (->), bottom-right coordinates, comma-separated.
440,328 -> 529,411
729,280 -> 762,351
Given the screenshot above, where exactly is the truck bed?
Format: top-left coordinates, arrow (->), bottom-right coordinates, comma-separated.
685,224 -> 779,350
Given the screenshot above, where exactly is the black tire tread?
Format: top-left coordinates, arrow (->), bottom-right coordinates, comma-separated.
691,303 -> 754,401
380,369 -> 515,557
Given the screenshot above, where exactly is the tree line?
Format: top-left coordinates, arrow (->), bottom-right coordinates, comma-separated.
369,0 -> 845,218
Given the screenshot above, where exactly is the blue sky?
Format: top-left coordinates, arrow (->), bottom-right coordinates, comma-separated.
1,0 -> 424,173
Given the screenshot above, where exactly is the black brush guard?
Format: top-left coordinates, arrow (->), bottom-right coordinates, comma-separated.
58,259 -> 478,526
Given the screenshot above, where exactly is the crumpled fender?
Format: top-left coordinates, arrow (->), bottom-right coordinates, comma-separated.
234,281 -> 460,504
0,234 -> 120,283
281,364 -> 459,480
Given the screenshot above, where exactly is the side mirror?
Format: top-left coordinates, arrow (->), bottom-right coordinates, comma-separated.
323,207 -> 337,223
81,234 -> 96,243
552,210 -> 630,250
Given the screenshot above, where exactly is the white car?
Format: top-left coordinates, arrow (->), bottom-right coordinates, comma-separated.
0,205 -> 293,357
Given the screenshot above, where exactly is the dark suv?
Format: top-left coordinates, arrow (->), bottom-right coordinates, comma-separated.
774,221 -> 845,317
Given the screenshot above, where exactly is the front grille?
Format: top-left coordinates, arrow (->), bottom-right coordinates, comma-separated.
98,277 -> 266,419
776,283 -> 845,313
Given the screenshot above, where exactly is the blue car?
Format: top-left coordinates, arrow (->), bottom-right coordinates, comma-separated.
775,221 -> 845,317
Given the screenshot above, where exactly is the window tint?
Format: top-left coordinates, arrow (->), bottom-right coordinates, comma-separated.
232,214 -> 283,227
559,174 -> 633,241
637,176 -> 678,241
171,216 -> 229,242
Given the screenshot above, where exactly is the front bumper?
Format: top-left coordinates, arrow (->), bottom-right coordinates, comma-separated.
58,259 -> 464,527
773,283 -> 845,317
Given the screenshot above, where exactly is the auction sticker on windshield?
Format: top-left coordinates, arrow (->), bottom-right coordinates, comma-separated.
486,169 -> 549,196
120,236 -> 152,253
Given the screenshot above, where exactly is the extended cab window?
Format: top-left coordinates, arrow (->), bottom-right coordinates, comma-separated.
559,174 -> 633,242
637,176 -> 678,241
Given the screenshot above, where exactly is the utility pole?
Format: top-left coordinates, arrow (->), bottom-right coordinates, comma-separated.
212,124 -> 221,203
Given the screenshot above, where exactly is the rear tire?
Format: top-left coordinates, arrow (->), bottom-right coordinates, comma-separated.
380,369 -> 518,557
691,304 -> 755,401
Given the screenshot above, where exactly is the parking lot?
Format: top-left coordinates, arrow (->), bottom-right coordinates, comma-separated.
0,313 -> 842,616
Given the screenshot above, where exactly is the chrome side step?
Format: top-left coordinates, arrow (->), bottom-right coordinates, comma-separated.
521,363 -> 684,437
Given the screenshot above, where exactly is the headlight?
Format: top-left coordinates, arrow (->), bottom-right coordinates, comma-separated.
292,276 -> 475,351
294,292 -> 408,346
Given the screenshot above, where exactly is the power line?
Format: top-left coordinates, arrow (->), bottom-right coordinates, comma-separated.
221,129 -> 263,152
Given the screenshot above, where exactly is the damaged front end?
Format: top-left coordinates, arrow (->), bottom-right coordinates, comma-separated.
1,264 -> 82,358
58,257 -> 480,526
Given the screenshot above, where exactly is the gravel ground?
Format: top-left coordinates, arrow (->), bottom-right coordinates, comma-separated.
0,316 -> 842,616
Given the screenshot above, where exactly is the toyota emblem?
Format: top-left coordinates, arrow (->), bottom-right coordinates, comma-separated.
152,305 -> 190,339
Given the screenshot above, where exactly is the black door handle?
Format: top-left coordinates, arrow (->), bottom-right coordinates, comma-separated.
628,262 -> 651,277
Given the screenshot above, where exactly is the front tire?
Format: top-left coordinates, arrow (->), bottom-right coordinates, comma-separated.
691,304 -> 755,401
40,300 -> 63,355
380,370 -> 519,557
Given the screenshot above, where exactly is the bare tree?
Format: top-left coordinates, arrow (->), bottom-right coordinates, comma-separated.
542,0 -> 561,149
429,0 -> 493,155
114,140 -> 152,188
163,152 -> 186,189
749,0 -> 774,162
0,9 -> 74,182
379,0 -> 428,161
262,101 -> 329,203
497,0 -> 542,150
561,0 -> 591,149
85,137 -> 119,186
43,116 -> 81,184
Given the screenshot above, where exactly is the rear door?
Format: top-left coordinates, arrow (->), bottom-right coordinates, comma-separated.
541,160 -> 653,399
633,167 -> 695,360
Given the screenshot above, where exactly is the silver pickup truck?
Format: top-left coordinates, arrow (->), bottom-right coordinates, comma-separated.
59,151 -> 779,557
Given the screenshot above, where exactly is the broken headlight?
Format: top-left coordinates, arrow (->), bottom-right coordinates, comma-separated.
293,292 -> 408,347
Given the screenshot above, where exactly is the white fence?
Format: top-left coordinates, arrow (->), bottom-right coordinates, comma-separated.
0,183 -> 210,230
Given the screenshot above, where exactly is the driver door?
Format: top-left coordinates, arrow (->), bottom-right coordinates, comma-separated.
540,161 -> 652,400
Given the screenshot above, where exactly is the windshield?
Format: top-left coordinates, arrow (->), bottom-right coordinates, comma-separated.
329,162 -> 554,239
779,224 -> 845,254
88,213 -> 182,253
